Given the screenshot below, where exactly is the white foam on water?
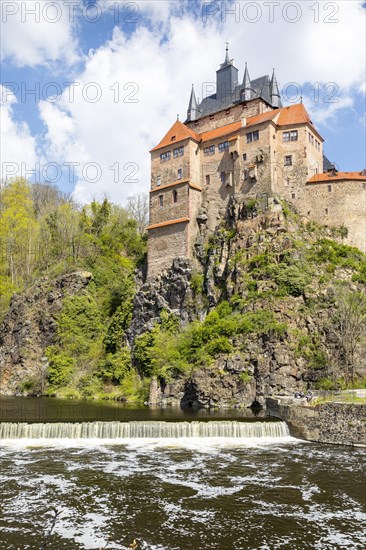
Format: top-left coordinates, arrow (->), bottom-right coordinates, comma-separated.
0,435 -> 299,450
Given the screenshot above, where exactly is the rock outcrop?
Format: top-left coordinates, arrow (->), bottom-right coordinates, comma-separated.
0,271 -> 92,395
130,196 -> 366,408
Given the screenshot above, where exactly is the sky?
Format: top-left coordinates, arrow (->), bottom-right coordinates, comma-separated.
1,0 -> 365,205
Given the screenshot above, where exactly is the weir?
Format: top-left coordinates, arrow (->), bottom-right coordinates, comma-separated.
0,420 -> 289,439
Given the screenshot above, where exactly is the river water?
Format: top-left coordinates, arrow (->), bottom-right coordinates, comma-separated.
0,399 -> 365,549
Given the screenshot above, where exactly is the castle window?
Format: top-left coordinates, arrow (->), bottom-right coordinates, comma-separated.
284,155 -> 292,166
291,193 -> 296,199
173,146 -> 184,158
177,168 -> 182,180
206,175 -> 210,185
159,195 -> 163,206
173,190 -> 178,203
290,130 -> 298,141
220,171 -> 227,184
243,153 -> 247,161
156,176 -> 161,186
328,185 -> 332,192
308,133 -> 314,145
325,208 -> 329,215
204,145 -> 215,156
246,131 -> 259,143
218,141 -> 229,152
160,151 -> 171,162
283,132 -> 290,142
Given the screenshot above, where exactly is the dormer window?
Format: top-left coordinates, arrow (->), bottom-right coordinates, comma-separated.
171,135 -> 176,141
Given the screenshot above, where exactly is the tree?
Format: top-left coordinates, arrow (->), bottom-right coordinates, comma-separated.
126,193 -> 149,235
331,286 -> 366,385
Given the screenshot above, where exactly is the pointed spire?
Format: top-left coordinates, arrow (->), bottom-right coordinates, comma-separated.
242,62 -> 252,101
270,68 -> 281,108
187,84 -> 199,122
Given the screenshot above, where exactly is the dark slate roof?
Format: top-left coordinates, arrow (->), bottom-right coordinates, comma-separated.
196,75 -> 282,119
323,154 -> 334,172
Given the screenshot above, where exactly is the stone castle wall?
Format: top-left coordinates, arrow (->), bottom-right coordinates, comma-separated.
304,179 -> 366,252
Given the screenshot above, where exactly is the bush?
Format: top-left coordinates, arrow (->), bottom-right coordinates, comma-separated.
97,348 -> 131,383
315,377 -> 337,390
269,264 -> 310,297
46,351 -> 76,388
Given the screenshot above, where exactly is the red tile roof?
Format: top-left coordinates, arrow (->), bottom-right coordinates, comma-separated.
308,171 -> 366,183
200,121 -> 241,143
151,104 -> 323,152
150,120 -> 199,152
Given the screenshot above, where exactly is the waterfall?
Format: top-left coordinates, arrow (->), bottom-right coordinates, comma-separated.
0,420 -> 289,439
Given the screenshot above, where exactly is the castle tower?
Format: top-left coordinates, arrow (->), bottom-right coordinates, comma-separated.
270,68 -> 282,108
216,43 -> 239,101
187,85 -> 199,122
242,62 -> 252,101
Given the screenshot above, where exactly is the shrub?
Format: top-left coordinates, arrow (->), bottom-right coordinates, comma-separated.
46,351 -> 76,388
269,263 -> 310,296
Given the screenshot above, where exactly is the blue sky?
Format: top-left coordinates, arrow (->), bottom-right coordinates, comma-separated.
1,0 -> 365,203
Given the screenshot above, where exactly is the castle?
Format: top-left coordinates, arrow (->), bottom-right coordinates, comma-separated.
147,47 -> 366,277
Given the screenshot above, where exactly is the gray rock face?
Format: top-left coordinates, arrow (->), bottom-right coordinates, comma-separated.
128,258 -> 199,342
0,271 -> 92,395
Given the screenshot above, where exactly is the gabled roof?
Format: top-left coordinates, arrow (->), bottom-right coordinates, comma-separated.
151,104 -> 323,152
150,120 -> 199,152
200,121 -> 242,143
307,171 -> 366,184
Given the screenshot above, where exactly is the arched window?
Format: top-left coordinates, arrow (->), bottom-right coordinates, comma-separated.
173,190 -> 178,203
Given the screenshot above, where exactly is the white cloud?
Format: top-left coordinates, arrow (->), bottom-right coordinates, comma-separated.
0,0 -> 79,67
37,1 -> 365,203
0,86 -> 38,180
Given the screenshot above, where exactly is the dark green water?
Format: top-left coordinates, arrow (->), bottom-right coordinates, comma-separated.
0,399 -> 365,549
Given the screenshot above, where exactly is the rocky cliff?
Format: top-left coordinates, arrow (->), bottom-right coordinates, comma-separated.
0,272 -> 92,395
0,197 -> 365,404
130,196 -> 366,407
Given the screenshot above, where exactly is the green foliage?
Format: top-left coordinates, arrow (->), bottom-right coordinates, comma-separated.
268,263 -> 310,297
134,303 -> 287,381
295,333 -> 327,369
315,377 -> 337,390
190,272 -> 204,294
97,348 -> 131,383
308,239 -> 363,269
0,180 -> 147,399
239,371 -> 251,384
46,351 -> 76,388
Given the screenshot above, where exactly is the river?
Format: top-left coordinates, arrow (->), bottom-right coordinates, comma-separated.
0,398 -> 365,549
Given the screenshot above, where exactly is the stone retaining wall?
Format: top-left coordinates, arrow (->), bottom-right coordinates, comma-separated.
266,397 -> 366,446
